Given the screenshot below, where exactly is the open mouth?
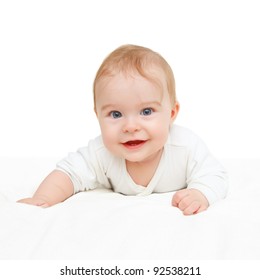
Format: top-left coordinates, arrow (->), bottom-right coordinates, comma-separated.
122,140 -> 147,149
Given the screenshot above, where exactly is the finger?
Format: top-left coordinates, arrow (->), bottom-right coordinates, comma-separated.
17,198 -> 28,203
176,195 -> 194,211
193,204 -> 208,214
33,199 -> 50,207
172,189 -> 189,207
39,202 -> 50,208
17,198 -> 49,207
182,201 -> 201,216
17,198 -> 32,204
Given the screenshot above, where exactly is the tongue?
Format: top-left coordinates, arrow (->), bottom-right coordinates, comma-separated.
127,140 -> 144,146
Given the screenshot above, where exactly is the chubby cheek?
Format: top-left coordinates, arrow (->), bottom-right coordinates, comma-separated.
100,125 -> 120,153
148,118 -> 170,142
155,127 -> 169,146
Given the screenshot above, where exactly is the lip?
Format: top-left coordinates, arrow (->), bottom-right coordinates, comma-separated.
122,140 -> 147,150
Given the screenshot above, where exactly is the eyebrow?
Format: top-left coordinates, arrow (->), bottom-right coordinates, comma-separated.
139,101 -> 162,108
100,101 -> 161,112
100,104 -> 117,112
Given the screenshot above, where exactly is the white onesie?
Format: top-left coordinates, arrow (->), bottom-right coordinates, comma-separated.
56,125 -> 228,205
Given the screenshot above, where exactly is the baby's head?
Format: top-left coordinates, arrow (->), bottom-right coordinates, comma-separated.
93,44 -> 176,111
93,44 -> 179,163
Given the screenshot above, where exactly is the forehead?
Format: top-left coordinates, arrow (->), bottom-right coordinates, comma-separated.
96,76 -> 163,109
95,67 -> 167,98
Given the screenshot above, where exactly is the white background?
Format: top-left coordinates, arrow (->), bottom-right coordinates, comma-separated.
0,0 -> 259,158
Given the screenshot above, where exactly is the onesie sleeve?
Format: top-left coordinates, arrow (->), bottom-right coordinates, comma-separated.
55,138 -> 109,194
186,134 -> 228,205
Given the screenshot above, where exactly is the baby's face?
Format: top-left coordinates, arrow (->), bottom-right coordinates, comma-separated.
95,70 -> 178,164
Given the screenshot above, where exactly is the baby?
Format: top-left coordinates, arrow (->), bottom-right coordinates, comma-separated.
18,44 -> 228,215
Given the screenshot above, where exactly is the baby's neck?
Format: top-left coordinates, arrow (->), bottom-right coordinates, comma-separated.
125,149 -> 163,187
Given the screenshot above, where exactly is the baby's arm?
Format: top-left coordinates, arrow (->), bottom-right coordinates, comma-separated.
17,170 -> 74,207
172,189 -> 209,215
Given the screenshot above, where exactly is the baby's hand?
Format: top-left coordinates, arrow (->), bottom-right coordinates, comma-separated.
172,189 -> 209,215
17,197 -> 50,208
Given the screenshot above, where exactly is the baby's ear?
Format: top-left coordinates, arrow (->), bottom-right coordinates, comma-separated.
170,101 -> 180,123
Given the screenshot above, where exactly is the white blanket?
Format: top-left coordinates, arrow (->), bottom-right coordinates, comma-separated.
0,158 -> 259,259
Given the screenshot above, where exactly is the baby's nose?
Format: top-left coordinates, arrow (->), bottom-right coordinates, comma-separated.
122,117 -> 140,133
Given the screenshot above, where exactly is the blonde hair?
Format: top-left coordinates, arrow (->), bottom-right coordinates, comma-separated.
93,44 -> 176,109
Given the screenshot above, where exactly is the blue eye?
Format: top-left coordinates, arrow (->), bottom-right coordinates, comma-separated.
110,111 -> 122,119
141,108 -> 153,116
